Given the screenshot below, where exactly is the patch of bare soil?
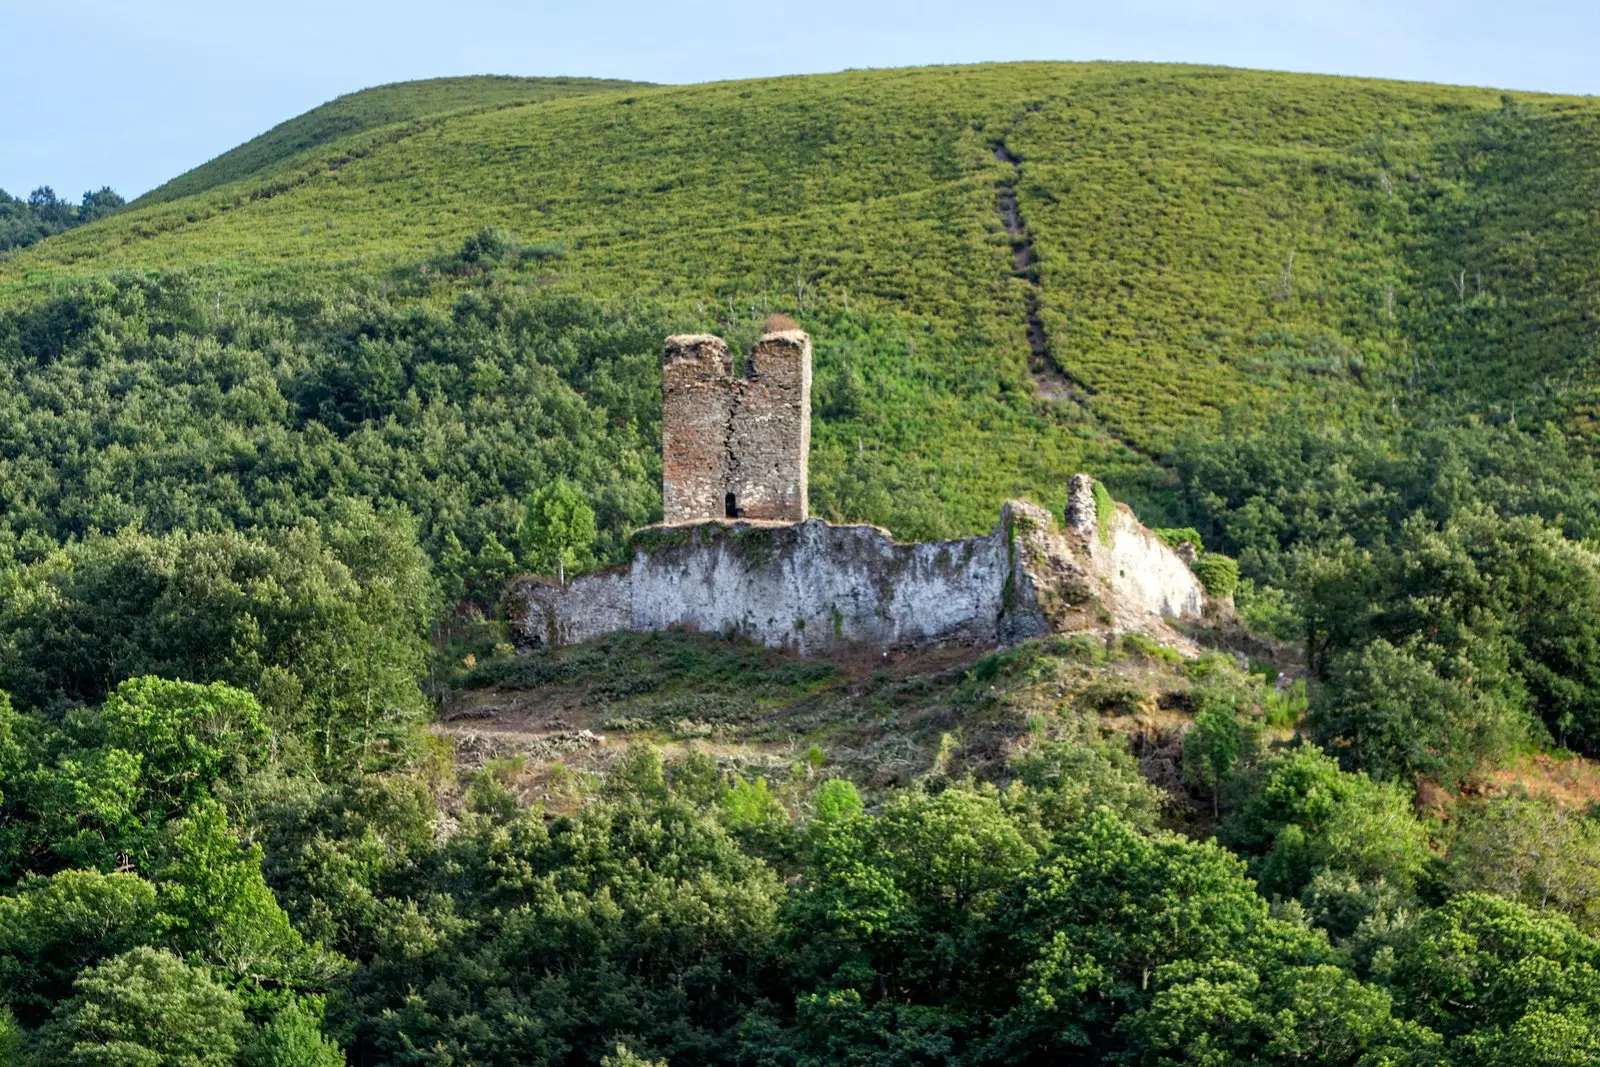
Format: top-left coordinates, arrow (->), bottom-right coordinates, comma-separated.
1483,753 -> 1600,808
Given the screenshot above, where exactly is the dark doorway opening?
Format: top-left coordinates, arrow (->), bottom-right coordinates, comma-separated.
725,493 -> 739,518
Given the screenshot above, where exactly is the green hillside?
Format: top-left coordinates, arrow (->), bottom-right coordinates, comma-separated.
7,60 -> 1600,556
10,63 -> 1600,479
134,75 -> 648,207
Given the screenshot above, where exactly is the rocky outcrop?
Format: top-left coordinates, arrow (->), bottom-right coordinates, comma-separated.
507,476 -> 1206,657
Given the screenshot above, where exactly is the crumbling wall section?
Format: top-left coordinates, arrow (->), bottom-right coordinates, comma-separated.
1062,473 -> 1205,628
630,520 -> 1005,654
661,334 -> 734,525
507,568 -> 633,650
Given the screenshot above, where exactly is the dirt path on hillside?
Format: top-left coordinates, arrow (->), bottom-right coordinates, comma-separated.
992,140 -> 1084,404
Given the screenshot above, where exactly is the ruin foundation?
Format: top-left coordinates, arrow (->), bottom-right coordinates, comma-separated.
508,479 -> 1207,657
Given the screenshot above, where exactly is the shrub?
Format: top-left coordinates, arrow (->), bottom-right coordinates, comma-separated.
1192,553 -> 1240,599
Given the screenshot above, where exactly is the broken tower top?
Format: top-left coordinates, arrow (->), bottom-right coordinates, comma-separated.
661,325 -> 811,525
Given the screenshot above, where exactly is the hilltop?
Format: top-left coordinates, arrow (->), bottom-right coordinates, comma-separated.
133,74 -> 650,207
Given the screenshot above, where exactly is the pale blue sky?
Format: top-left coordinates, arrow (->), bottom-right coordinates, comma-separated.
4,0 -> 1598,199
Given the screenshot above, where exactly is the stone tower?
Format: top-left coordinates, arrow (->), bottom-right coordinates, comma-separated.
661,323 -> 812,524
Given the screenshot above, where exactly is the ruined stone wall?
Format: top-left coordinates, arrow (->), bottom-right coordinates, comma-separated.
661,328 -> 811,524
629,520 -> 1005,654
661,335 -> 734,525
508,480 -> 1208,658
728,330 -> 811,522
512,568 -> 633,649
1063,474 -> 1205,627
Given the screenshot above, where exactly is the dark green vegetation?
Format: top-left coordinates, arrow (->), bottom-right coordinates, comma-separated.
9,625 -> 1600,1064
0,187 -> 123,252
6,60 -> 1600,1062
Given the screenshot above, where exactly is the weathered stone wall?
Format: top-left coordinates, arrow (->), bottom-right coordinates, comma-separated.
1061,474 -> 1205,628
510,568 -> 633,650
508,479 -> 1208,657
1100,510 -> 1206,621
630,519 -> 1007,654
660,327 -> 811,524
661,334 -> 734,525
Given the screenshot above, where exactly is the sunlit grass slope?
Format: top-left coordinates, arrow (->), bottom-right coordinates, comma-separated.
135,75 -> 648,207
8,61 -> 1600,522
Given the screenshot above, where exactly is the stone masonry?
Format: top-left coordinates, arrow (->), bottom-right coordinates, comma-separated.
507,479 -> 1208,657
661,325 -> 812,524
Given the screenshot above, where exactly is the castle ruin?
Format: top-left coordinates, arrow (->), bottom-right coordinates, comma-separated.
662,324 -> 811,523
506,318 -> 1212,656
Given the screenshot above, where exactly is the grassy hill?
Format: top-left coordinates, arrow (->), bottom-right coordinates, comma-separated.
133,75 -> 648,207
4,61 -> 1600,542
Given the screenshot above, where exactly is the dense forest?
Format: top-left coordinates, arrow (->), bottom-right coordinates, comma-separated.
4,62 -> 1600,1064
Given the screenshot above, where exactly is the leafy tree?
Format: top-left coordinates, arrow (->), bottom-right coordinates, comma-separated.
0,869 -> 158,1026
1388,893 -> 1600,1044
1118,959 -> 1443,1066
36,946 -> 248,1067
151,801 -> 332,987
1182,698 -> 1260,815
1221,743 -> 1432,903
1446,791 -> 1600,932
0,186 -> 122,251
1311,637 -> 1526,784
98,678 -> 269,811
520,478 -> 598,585
1005,736 -> 1166,833
987,809 -> 1296,1057
600,1045 -> 667,1067
242,996 -> 345,1067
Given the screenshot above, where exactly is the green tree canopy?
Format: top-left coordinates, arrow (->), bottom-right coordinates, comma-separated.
520,478 -> 598,585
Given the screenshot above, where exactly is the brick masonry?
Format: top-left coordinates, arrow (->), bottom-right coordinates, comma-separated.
661,327 -> 811,524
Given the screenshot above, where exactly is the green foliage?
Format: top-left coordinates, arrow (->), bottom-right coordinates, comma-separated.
1312,637 -> 1528,784
0,186 -> 123,252
1153,527 -> 1203,554
520,478 -> 598,584
98,679 -> 269,811
600,1045 -> 666,1067
151,800 -> 328,986
1445,790 -> 1600,932
1191,552 -> 1240,599
1006,737 -> 1166,832
241,996 -> 345,1067
0,870 -> 158,1026
36,946 -> 247,1067
1388,893 -> 1600,1046
0,508 -> 435,770
0,274 -> 669,596
1222,744 -> 1433,904
1182,697 -> 1261,815
5,61 -> 1600,1065
18,63 -> 1600,502
1091,480 -> 1117,546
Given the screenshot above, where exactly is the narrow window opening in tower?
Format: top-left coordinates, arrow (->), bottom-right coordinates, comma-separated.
725,493 -> 739,518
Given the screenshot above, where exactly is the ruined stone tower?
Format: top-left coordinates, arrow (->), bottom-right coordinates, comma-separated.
661,323 -> 812,524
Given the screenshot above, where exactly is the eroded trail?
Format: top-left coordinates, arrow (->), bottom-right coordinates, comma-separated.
993,140 -> 1083,403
